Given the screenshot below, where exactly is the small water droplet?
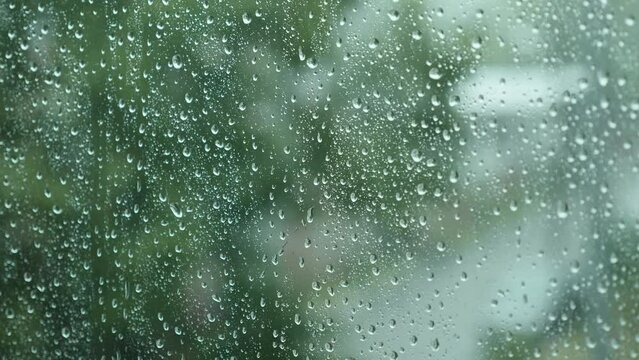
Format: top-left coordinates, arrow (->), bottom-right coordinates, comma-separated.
625,16 -> 635,27
436,241 -> 447,252
570,260 -> 581,274
306,207 -> 314,223
471,36 -> 483,49
410,335 -> 418,345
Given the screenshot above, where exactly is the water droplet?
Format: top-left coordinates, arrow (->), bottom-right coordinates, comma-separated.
626,16 -> 636,27
471,36 -> 483,49
170,203 -> 183,218
431,337 -> 440,351
306,57 -> 318,69
410,335 -> 418,345
570,260 -> 580,274
306,207 -> 314,223
557,201 -> 569,219
5,308 -> 15,320
436,241 -> 447,252
242,12 -> 252,24
298,47 -> 306,61
429,67 -> 443,80
449,170 -> 459,183
171,54 -> 183,69
410,149 -> 423,162
324,342 -> 334,352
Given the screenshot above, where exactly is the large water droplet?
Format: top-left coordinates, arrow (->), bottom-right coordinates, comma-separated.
410,149 -> 423,162
170,203 -> 183,218
429,67 -> 443,80
171,54 -> 183,69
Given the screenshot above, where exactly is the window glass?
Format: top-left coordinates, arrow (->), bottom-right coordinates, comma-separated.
1,1 -> 638,359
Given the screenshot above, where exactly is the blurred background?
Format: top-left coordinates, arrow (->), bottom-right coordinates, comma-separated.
1,0 -> 638,359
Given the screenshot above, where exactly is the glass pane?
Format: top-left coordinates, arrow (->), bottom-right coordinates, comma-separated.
1,1 -> 638,359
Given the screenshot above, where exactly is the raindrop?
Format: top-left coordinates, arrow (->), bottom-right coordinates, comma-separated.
242,12 -> 252,24
429,67 -> 443,80
171,54 -> 183,69
557,201 -> 569,219
306,207 -> 314,223
436,241 -> 447,252
410,149 -> 423,162
431,338 -> 440,351
170,203 -> 183,218
471,36 -> 483,49
306,57 -> 318,69
410,335 -> 418,345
